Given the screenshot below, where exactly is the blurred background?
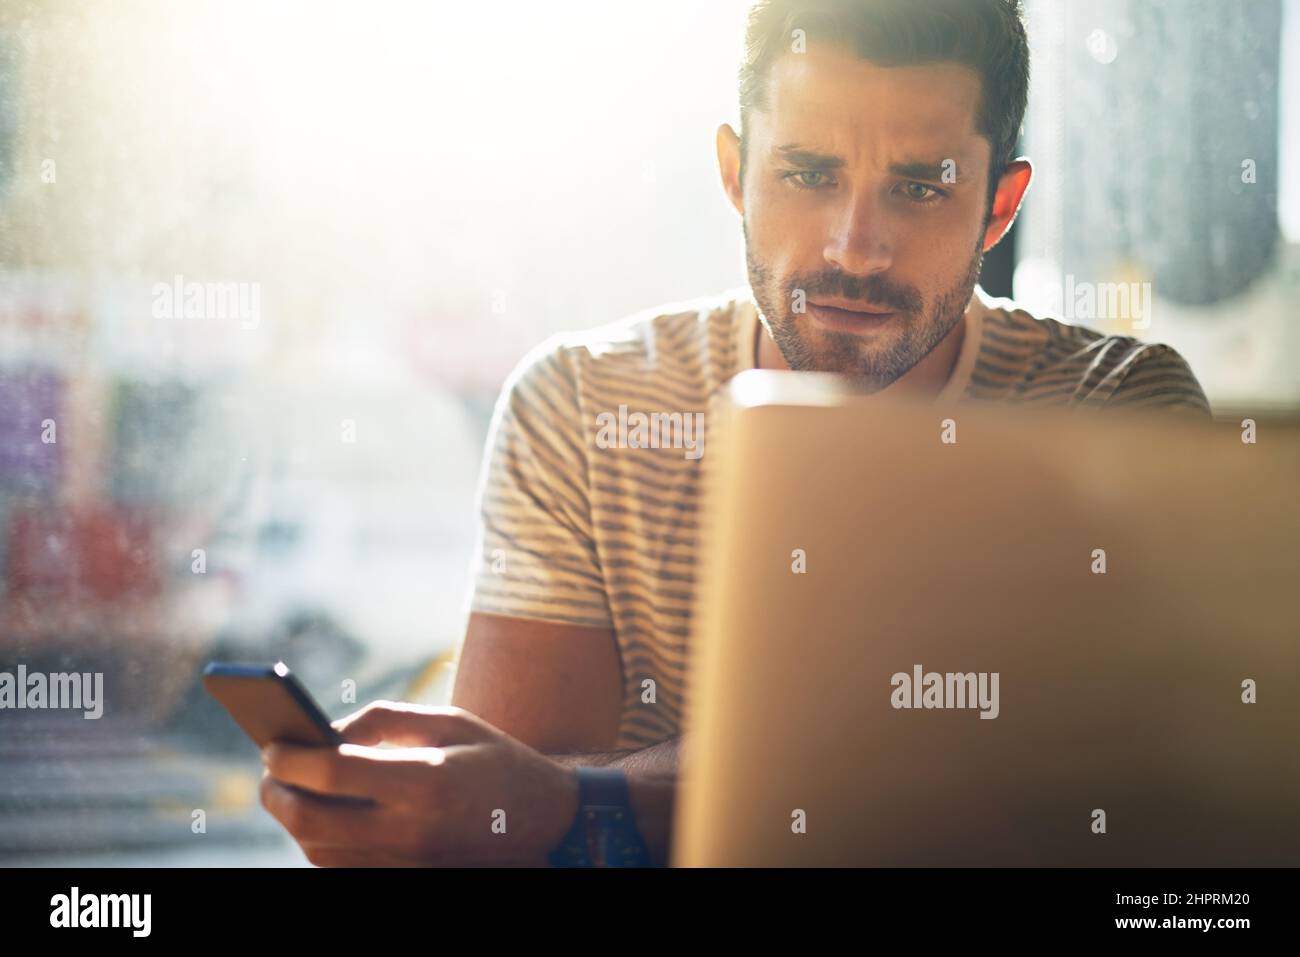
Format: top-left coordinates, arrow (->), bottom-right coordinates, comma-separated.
0,0 -> 1295,865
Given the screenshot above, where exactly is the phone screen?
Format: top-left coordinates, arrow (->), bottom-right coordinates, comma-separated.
203,661 -> 342,749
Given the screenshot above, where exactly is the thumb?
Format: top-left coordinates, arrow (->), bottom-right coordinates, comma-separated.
333,700 -> 496,748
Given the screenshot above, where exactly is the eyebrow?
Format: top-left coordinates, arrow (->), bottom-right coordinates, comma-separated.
888,160 -> 963,184
773,144 -> 844,171
774,144 -> 964,184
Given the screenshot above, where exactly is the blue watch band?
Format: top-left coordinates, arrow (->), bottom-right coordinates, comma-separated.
548,767 -> 654,867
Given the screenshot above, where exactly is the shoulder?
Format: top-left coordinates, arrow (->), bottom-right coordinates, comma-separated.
968,287 -> 1210,412
500,288 -> 753,402
974,285 -> 1123,360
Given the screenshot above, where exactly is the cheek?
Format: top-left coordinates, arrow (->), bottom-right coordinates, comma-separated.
928,192 -> 990,253
745,184 -> 827,268
893,207 -> 986,277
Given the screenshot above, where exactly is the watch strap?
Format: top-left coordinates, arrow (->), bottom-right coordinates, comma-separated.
548,767 -> 653,868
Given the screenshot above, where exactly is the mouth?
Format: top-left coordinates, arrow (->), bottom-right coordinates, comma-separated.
806,298 -> 899,333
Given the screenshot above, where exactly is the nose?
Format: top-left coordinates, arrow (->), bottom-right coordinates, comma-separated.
822,189 -> 894,276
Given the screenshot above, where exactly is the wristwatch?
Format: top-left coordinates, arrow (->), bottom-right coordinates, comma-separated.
547,767 -> 654,867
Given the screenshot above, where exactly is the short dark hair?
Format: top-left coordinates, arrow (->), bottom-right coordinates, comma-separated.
738,0 -> 1030,211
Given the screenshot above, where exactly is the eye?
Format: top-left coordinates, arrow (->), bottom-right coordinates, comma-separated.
899,181 -> 945,204
782,170 -> 834,190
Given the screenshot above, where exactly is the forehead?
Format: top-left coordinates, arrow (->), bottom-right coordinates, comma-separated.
755,44 -> 989,166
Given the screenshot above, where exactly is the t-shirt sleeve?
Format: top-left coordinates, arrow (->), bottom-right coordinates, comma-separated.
1103,344 -> 1212,416
466,340 -> 614,630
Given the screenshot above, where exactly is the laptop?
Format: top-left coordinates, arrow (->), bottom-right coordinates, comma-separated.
672,370 -> 1300,866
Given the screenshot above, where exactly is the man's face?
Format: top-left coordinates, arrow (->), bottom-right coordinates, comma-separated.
739,45 -> 994,389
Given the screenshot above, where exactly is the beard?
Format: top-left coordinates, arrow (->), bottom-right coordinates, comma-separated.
745,223 -> 984,393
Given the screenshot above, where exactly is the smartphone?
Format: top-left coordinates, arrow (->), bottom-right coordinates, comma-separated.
204,661 -> 374,807
203,661 -> 343,748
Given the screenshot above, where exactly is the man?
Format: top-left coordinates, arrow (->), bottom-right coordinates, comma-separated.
260,0 -> 1209,867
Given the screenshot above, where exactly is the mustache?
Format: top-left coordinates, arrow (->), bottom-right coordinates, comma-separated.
787,272 -> 922,313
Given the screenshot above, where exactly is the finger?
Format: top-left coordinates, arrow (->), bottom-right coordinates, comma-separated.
332,700 -> 496,748
259,773 -> 398,849
263,741 -> 442,804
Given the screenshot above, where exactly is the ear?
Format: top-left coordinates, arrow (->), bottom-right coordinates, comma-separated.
981,157 -> 1033,253
716,123 -> 744,217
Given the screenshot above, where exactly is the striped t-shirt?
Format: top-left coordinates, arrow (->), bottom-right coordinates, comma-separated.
466,285 -> 1210,749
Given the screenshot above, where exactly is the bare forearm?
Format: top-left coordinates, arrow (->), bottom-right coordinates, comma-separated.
548,736 -> 681,866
